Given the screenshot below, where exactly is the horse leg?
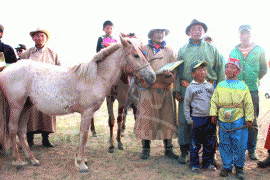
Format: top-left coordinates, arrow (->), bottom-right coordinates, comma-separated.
75,111 -> 92,173
131,103 -> 138,120
107,96 -> 115,153
17,105 -> 39,166
121,108 -> 128,137
90,118 -> 97,137
8,106 -> 26,169
117,105 -> 124,150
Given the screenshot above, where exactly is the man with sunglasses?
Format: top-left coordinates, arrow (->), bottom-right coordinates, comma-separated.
15,44 -> 27,60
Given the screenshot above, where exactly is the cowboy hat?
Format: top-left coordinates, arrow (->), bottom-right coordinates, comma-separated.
30,27 -> 50,39
186,19 -> 208,35
148,29 -> 170,39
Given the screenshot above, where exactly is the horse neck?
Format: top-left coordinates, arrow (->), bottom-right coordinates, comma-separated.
97,48 -> 126,89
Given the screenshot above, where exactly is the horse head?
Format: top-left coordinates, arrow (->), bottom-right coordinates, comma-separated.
119,35 -> 156,85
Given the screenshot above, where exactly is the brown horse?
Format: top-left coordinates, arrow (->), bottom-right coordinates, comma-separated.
0,36 -> 155,172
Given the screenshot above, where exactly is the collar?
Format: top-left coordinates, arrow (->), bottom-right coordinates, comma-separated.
149,40 -> 166,49
191,80 -> 208,84
35,46 -> 46,53
189,38 -> 203,47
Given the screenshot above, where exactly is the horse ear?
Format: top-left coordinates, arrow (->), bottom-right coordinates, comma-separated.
120,35 -> 128,47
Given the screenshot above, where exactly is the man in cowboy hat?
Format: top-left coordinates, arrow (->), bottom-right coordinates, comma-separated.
21,27 -> 60,148
230,24 -> 268,161
134,28 -> 179,160
174,19 -> 225,165
15,44 -> 27,60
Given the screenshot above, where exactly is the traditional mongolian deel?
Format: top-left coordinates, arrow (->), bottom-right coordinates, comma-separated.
134,40 -> 177,140
20,46 -> 60,133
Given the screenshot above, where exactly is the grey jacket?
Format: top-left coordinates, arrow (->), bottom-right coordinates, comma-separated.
184,80 -> 214,124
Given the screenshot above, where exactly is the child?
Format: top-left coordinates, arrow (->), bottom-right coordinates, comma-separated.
210,58 -> 254,180
184,60 -> 216,173
96,20 -> 117,53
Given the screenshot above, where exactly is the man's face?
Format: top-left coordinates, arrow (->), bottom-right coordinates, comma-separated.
152,30 -> 165,43
189,25 -> 204,40
239,30 -> 251,44
225,63 -> 240,79
103,25 -> 113,36
32,32 -> 47,46
16,49 -> 26,57
0,31 -> 3,39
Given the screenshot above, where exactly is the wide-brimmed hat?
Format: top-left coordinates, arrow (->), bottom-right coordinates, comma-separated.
190,60 -> 208,71
186,19 -> 208,35
30,27 -> 50,39
148,29 -> 170,39
239,24 -> 252,33
15,44 -> 27,50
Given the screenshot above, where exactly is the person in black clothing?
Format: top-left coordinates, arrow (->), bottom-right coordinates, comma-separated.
0,24 -> 17,150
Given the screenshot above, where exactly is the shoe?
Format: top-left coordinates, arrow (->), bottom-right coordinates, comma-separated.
205,165 -> 216,171
249,152 -> 258,160
257,155 -> 270,168
178,144 -> 189,164
191,167 -> 201,173
140,148 -> 150,159
220,168 -> 232,177
235,166 -> 245,180
165,147 -> 179,160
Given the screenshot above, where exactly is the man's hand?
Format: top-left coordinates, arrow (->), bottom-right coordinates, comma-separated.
181,80 -> 190,87
0,66 -> 6,72
211,116 -> 217,124
190,121 -> 194,128
246,121 -> 252,128
175,92 -> 183,102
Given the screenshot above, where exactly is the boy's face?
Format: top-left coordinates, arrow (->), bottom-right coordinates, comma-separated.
225,63 -> 240,79
191,66 -> 207,82
103,25 -> 113,36
239,30 -> 251,44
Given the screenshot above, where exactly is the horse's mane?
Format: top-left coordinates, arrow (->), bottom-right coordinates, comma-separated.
69,43 -> 122,83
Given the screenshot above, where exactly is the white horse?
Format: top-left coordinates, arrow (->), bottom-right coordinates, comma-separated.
0,36 -> 156,172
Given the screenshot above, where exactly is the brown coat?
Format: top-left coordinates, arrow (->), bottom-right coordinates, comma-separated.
21,46 -> 59,133
134,44 -> 178,140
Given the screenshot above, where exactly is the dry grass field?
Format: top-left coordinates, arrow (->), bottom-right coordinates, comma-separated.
1,92 -> 270,179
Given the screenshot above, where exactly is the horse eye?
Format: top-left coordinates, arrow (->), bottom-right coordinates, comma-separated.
133,54 -> 140,58
127,41 -> 132,45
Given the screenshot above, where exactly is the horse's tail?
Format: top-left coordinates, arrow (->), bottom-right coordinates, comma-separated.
0,86 -> 11,154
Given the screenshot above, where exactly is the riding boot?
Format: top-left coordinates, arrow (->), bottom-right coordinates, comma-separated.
27,132 -> 34,148
235,166 -> 245,180
163,139 -> 179,160
42,132 -> 54,148
257,150 -> 270,168
140,140 -> 150,159
178,144 -> 189,164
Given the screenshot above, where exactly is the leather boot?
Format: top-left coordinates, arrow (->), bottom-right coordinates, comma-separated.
257,150 -> 270,168
178,144 -> 189,164
235,166 -> 245,180
42,132 -> 54,148
27,132 -> 34,148
163,139 -> 179,160
140,140 -> 150,159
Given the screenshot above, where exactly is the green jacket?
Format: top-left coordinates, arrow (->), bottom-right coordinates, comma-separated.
174,41 -> 225,93
230,44 -> 268,91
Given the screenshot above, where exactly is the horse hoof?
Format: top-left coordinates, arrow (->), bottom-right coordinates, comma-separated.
118,144 -> 124,150
121,133 -> 125,137
75,157 -> 88,173
108,148 -> 114,153
31,159 -> 40,166
92,133 -> 97,137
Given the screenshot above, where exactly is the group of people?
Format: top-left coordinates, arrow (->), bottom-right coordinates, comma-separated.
96,19 -> 269,180
0,24 -> 59,148
0,18 -> 270,179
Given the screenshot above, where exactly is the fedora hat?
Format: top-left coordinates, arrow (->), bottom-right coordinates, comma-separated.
30,27 -> 50,39
15,44 -> 27,50
186,19 -> 208,35
148,29 -> 170,39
